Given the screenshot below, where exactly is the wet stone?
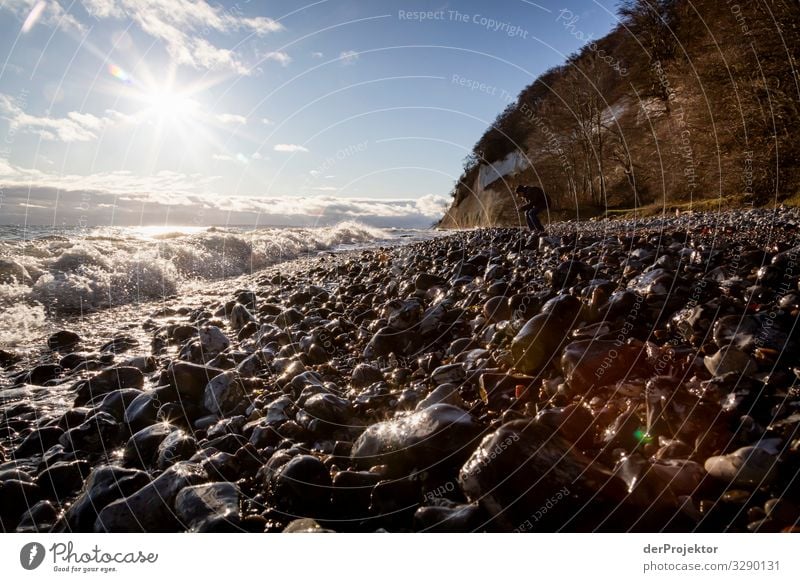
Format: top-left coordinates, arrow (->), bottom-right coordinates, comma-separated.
459,420 -> 625,531
510,315 -> 564,375
122,424 -> 177,469
704,347 -> 757,377
13,427 -> 64,457
268,454 -> 332,518
15,500 -> 58,533
175,482 -> 241,532
704,439 -> 781,487
47,331 -> 81,351
351,404 -> 483,475
204,371 -> 247,417
95,462 -> 206,532
73,367 -> 145,406
156,430 -> 198,470
58,412 -> 119,453
35,460 -> 90,499
168,361 -> 224,401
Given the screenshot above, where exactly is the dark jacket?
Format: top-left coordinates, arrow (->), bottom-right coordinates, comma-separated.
518,186 -> 550,211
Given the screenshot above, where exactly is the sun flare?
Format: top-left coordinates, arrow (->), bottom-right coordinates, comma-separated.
143,88 -> 197,123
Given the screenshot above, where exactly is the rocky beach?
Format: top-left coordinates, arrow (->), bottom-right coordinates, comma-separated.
2,209 -> 800,533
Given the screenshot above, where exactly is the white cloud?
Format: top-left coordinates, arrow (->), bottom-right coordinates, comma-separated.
3,0 -> 86,34
215,113 -> 247,125
313,186 -> 339,192
273,144 -> 308,153
251,152 -> 268,160
0,93 -> 125,142
339,50 -> 359,65
263,51 -> 292,66
0,158 -> 448,227
79,0 -> 283,74
261,118 -> 273,125
0,157 -> 220,196
414,193 -> 450,217
311,51 -> 324,58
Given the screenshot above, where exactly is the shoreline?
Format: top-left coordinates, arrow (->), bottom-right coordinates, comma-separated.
1,208 -> 799,532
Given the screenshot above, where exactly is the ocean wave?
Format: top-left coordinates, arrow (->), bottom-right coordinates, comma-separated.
0,221 -> 417,344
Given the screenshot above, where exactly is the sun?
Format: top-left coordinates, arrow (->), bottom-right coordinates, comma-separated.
143,88 -> 198,124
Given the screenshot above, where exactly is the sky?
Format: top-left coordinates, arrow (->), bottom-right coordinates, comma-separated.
0,0 -> 619,227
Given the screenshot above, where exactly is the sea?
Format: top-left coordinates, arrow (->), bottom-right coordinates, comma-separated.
0,221 -> 438,347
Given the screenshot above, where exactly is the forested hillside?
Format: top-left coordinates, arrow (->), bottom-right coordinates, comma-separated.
439,0 -> 800,227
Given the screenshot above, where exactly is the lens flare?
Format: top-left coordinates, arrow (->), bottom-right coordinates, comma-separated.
108,64 -> 132,84
634,427 -> 654,444
21,1 -> 46,34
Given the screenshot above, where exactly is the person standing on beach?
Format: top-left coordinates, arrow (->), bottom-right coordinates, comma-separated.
515,184 -> 550,233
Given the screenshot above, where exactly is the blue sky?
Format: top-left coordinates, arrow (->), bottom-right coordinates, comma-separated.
0,0 -> 619,227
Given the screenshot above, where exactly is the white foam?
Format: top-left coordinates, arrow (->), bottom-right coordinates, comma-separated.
0,303 -> 47,346
0,221 -> 407,319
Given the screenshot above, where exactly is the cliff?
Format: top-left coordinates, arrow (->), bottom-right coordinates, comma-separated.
439,0 -> 800,228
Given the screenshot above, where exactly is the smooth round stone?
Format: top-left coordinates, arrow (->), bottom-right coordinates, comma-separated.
168,361 -> 224,401
58,412 -> 119,453
122,424 -> 177,468
0,479 -> 43,527
91,388 -> 143,421
561,340 -> 641,393
124,388 -> 176,431
23,364 -> 63,386
704,440 -> 780,487
283,518 -> 333,532
430,363 -> 465,385
414,272 -> 446,291
483,296 -> 511,323
13,427 -> 64,457
229,303 -> 256,330
65,465 -> 151,531
416,384 -> 466,411
459,420 -> 625,531
15,499 -> 58,533
351,363 -> 383,388
35,459 -> 90,499
175,482 -> 241,532
73,367 -> 145,406
298,393 -> 352,427
510,314 -> 563,374
351,404 -> 482,474
704,347 -> 756,377
764,498 -> 800,523
268,454 -> 332,516
330,470 -> 381,517
204,371 -> 246,417
47,330 -> 81,351
95,462 -> 206,532
363,326 -> 408,359
156,430 -> 198,470
274,308 -> 303,327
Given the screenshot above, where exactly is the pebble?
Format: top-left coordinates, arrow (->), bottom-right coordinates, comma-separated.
268,454 -> 332,517
351,404 -> 483,474
4,210 -> 800,532
64,465 -> 151,531
95,462 -> 206,532
204,371 -> 247,417
175,482 -> 241,532
704,439 -> 781,487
